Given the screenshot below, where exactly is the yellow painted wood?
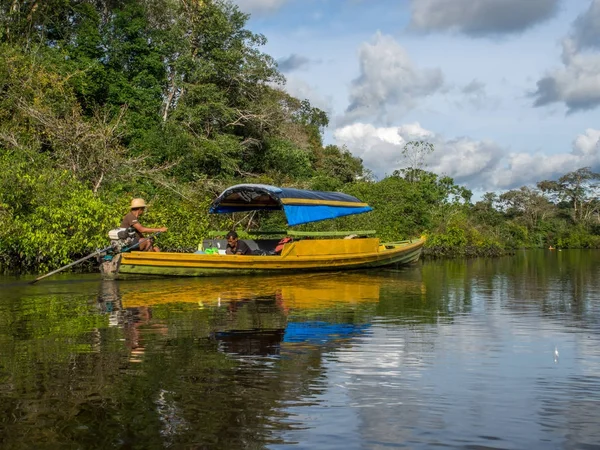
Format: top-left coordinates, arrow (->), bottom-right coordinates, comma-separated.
279,198 -> 369,207
282,238 -> 380,257
287,230 -> 376,237
118,237 -> 425,276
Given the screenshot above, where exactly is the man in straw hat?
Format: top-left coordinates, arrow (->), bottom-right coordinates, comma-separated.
121,198 -> 168,251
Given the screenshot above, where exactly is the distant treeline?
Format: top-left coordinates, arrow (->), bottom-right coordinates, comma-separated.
0,0 -> 598,272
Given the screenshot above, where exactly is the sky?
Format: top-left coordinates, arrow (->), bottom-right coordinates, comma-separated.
233,0 -> 600,196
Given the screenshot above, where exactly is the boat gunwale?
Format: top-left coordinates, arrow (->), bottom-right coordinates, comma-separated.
121,238 -> 424,265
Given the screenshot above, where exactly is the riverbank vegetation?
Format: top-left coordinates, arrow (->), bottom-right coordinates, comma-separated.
1,0 -> 599,273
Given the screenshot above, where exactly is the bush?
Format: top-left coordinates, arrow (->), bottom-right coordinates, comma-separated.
0,164 -> 114,271
557,229 -> 600,249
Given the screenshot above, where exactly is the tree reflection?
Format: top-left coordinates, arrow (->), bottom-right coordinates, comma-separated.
3,254 -> 599,447
1,273 -> 400,448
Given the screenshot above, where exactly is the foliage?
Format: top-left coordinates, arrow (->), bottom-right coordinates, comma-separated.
250,137 -> 314,180
140,185 -> 215,252
538,167 -> 600,226
0,0 -> 598,272
0,154 -> 115,271
556,227 -> 600,249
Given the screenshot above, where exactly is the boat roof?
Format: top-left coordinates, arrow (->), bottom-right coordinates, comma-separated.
209,184 -> 372,226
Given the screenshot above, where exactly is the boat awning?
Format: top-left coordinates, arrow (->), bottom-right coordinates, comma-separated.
209,184 -> 372,226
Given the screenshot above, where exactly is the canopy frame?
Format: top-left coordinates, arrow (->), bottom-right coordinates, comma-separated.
209,184 -> 372,226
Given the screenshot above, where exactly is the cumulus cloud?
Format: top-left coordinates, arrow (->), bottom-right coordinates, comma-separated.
334,122 -> 504,188
532,38 -> 600,113
277,54 -> 311,73
233,0 -> 287,14
492,129 -> 600,188
571,0 -> 600,51
409,0 -> 559,37
532,11 -> 600,114
343,33 -> 443,124
334,123 -> 600,191
573,128 -> 600,157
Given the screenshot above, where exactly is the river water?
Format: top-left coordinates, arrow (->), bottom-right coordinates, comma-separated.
1,250 -> 599,449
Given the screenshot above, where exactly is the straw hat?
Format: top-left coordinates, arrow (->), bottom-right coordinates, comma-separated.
130,198 -> 147,209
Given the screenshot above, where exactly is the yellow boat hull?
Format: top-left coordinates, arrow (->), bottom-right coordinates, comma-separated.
114,237 -> 424,277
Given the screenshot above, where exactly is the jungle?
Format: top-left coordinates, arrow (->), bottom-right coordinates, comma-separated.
0,0 -> 599,273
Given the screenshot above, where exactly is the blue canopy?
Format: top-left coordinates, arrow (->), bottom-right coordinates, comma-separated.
209,184 -> 372,226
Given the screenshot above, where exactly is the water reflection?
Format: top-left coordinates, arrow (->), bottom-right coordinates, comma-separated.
26,272 -> 414,449
2,251 -> 600,449
95,273 -> 401,360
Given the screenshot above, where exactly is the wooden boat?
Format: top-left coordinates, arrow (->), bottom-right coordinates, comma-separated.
104,184 -> 425,278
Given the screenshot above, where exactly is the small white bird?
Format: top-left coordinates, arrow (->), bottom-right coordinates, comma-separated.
554,346 -> 559,363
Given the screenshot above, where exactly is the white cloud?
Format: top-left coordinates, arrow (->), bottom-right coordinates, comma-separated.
484,128 -> 600,188
409,0 -> 560,37
334,122 -> 502,187
573,128 -> 600,156
334,123 -> 600,191
533,39 -> 600,113
431,137 -> 505,183
343,33 -> 443,125
533,2 -> 600,113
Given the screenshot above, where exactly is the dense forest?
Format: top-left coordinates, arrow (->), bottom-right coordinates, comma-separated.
0,0 -> 599,273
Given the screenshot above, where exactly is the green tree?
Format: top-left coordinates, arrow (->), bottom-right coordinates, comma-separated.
399,140 -> 434,182
499,186 -> 555,231
538,167 -> 600,226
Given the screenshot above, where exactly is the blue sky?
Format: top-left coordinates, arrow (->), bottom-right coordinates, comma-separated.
234,0 -> 600,195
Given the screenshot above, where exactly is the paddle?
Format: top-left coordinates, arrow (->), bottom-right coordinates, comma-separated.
30,245 -> 114,284
30,232 -> 163,284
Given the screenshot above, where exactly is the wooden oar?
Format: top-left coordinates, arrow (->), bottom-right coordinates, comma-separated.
30,232 -> 164,284
30,245 -> 114,284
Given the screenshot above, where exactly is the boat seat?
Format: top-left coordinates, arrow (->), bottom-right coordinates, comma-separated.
202,238 -> 281,254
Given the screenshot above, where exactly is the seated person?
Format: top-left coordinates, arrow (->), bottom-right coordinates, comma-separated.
121,198 -> 168,252
225,231 -> 251,255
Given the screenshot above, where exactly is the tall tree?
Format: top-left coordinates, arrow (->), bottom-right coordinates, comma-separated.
538,167 -> 600,225
399,140 -> 434,182
499,186 -> 555,230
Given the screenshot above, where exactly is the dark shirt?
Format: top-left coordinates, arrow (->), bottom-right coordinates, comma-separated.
121,212 -> 143,238
226,240 -> 251,255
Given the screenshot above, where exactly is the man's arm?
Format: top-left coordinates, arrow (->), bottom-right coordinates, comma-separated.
132,223 -> 168,234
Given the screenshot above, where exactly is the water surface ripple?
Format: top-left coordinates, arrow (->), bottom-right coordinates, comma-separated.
1,250 -> 599,449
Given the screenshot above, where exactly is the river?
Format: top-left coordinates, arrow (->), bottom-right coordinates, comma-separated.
1,250 -> 599,449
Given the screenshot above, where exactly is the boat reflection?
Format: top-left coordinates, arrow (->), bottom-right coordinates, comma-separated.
115,273 -> 383,309
96,272 -> 426,358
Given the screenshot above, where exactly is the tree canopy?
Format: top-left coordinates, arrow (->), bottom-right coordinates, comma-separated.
0,0 -> 598,272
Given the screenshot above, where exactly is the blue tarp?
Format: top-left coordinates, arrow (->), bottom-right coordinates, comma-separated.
209,184 -> 372,226
282,204 -> 372,226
